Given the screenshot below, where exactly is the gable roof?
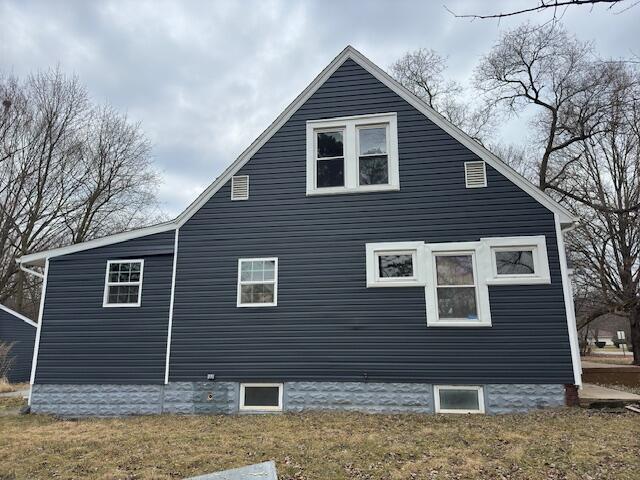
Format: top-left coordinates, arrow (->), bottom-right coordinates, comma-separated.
0,303 -> 37,328
18,46 -> 575,266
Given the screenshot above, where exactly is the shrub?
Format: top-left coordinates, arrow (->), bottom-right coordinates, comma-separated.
0,342 -> 15,381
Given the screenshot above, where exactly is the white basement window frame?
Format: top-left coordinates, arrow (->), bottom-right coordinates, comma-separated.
424,241 -> 492,327
482,236 -> 551,285
365,241 -> 425,287
434,385 -> 485,414
239,383 -> 283,412
103,259 -> 144,307
237,258 -> 278,307
306,112 -> 399,195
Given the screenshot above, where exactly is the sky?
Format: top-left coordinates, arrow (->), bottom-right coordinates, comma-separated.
2,0 -> 638,216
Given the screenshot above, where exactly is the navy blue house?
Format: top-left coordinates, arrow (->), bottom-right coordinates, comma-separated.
0,304 -> 37,383
18,47 -> 581,416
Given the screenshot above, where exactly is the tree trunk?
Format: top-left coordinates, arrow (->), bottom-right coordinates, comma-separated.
630,306 -> 640,365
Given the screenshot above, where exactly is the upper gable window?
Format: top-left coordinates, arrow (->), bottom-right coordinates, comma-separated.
306,113 -> 399,195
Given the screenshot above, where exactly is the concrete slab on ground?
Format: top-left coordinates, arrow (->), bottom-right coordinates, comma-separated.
186,461 -> 277,480
582,360 -> 638,369
580,383 -> 640,408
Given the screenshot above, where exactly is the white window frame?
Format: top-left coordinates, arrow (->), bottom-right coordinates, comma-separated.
239,383 -> 283,412
237,257 -> 278,307
434,385 -> 485,414
102,259 -> 144,308
425,241 -> 492,327
365,242 -> 425,287
306,112 -> 399,195
483,236 -> 550,285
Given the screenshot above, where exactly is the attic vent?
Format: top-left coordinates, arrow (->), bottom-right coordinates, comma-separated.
231,175 -> 249,200
464,161 -> 487,188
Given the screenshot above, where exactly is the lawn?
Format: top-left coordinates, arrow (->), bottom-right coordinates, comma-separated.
0,407 -> 638,480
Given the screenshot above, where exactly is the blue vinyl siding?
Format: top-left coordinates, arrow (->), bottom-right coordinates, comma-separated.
34,231 -> 174,384
168,59 -> 575,384
0,308 -> 36,383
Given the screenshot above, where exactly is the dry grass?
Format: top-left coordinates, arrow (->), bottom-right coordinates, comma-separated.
0,381 -> 29,394
0,409 -> 638,479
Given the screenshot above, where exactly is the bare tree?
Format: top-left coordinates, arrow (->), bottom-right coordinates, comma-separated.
447,0 -> 633,20
0,68 -> 163,316
475,23 -> 639,213
390,48 -> 494,144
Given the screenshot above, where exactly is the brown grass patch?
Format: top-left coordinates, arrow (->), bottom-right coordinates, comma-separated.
0,409 -> 638,479
583,355 -> 634,365
0,381 -> 29,394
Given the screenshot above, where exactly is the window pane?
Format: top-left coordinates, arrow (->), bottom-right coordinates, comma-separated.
317,158 -> 344,188
317,131 -> 343,158
359,127 -> 387,155
378,254 -> 413,278
359,156 -> 388,185
496,250 -> 535,275
109,263 -> 120,274
108,285 -> 139,304
437,287 -> 477,319
436,255 -> 474,285
262,261 -> 275,281
240,261 -> 252,281
439,389 -> 480,411
244,386 -> 280,407
241,283 -> 274,304
109,272 -> 120,282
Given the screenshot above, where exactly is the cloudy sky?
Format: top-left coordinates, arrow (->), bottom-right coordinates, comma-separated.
2,0 -> 638,216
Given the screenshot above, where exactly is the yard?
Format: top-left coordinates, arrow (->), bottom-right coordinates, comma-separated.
0,402 -> 638,480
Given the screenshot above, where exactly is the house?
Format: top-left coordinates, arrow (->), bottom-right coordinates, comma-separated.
0,304 -> 37,383
17,47 -> 581,416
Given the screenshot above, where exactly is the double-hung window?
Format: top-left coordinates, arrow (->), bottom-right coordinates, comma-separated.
237,258 -> 278,307
424,242 -> 492,327
306,113 -> 399,195
103,260 -> 144,307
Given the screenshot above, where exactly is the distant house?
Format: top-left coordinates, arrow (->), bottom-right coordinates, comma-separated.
0,304 -> 37,383
17,47 -> 580,416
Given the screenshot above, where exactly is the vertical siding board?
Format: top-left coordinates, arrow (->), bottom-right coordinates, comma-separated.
169,59 -> 574,384
34,231 -> 175,384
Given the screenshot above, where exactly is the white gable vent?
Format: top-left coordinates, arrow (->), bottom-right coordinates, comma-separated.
464,161 -> 487,188
231,175 -> 249,200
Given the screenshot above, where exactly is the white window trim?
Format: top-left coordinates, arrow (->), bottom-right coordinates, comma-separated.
306,112 -> 399,195
482,236 -> 550,285
425,241 -> 492,327
365,241 -> 425,287
102,259 -> 144,308
239,383 -> 283,412
434,385 -> 485,414
237,257 -> 278,307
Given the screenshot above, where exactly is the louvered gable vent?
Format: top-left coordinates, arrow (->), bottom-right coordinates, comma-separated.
231,175 -> 249,200
464,161 -> 487,188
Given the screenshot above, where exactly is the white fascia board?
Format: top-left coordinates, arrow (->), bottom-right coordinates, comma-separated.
17,221 -> 177,266
0,303 -> 37,328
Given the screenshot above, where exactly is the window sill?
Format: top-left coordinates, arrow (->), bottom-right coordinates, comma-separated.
307,184 -> 400,196
103,303 -> 141,308
237,303 -> 277,308
427,320 -> 492,327
367,279 -> 424,288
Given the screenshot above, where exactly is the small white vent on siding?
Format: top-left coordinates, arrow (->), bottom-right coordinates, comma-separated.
231,175 -> 249,200
464,161 -> 487,188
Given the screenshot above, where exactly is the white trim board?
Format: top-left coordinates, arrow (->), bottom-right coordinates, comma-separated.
28,258 -> 49,406
0,304 -> 37,328
17,46 -> 574,266
164,228 -> 180,384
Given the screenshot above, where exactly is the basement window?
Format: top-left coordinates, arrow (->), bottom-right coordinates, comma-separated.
306,113 -> 399,195
239,383 -> 283,412
434,386 -> 485,414
103,259 -> 144,307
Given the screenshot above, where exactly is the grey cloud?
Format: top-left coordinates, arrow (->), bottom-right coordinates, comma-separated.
2,0 -> 636,215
